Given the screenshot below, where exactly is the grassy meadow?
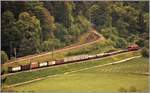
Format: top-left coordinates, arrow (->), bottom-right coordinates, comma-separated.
11,57 -> 149,92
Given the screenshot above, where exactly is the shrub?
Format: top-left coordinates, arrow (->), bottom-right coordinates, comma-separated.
135,39 -> 145,47
1,67 -> 8,74
114,38 -> 128,48
129,86 -> 137,92
1,87 -> 15,92
1,51 -> 8,64
141,47 -> 149,57
144,40 -> 149,49
118,87 -> 127,92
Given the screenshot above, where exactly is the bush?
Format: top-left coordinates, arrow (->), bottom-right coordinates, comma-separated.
1,87 -> 15,92
118,87 -> 127,92
129,86 -> 137,92
144,40 -> 149,49
1,67 -> 8,74
100,27 -> 118,39
135,39 -> 145,47
128,35 -> 136,43
114,38 -> 128,48
141,47 -> 149,57
42,38 -> 61,52
1,51 -> 8,64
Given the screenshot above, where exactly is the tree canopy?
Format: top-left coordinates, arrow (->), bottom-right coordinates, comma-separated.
1,1 -> 149,59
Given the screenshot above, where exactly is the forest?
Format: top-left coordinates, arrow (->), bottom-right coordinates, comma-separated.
1,1 -> 149,63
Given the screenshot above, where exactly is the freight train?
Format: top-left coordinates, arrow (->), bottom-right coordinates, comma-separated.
8,44 -> 139,73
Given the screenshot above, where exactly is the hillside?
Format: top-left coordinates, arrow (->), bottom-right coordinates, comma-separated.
1,1 -> 149,63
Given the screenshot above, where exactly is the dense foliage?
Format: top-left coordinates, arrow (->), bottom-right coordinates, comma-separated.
141,47 -> 149,58
1,51 -> 8,64
1,1 -> 149,59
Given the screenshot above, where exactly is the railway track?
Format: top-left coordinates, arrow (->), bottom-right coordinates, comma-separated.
1,50 -> 138,78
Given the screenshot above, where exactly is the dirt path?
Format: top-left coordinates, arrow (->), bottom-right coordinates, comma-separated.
3,56 -> 141,88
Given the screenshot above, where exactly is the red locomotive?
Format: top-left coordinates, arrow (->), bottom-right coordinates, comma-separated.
128,44 -> 139,51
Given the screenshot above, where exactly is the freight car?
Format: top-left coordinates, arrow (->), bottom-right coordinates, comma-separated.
55,59 -> 65,65
21,64 -> 30,71
96,53 -> 105,58
39,61 -> 48,67
64,55 -> 89,63
79,55 -> 89,61
30,62 -> 39,69
48,61 -> 56,66
64,56 -> 77,63
88,55 -> 96,59
8,66 -> 21,72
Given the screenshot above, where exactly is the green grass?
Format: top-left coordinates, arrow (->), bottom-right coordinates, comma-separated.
10,57 -> 149,92
2,51 -> 140,86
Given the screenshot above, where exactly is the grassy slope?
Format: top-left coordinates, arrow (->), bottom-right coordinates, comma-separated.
2,39 -> 114,73
2,51 -> 140,86
13,57 -> 148,92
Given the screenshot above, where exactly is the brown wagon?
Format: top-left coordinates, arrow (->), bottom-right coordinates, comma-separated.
21,64 -> 30,71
